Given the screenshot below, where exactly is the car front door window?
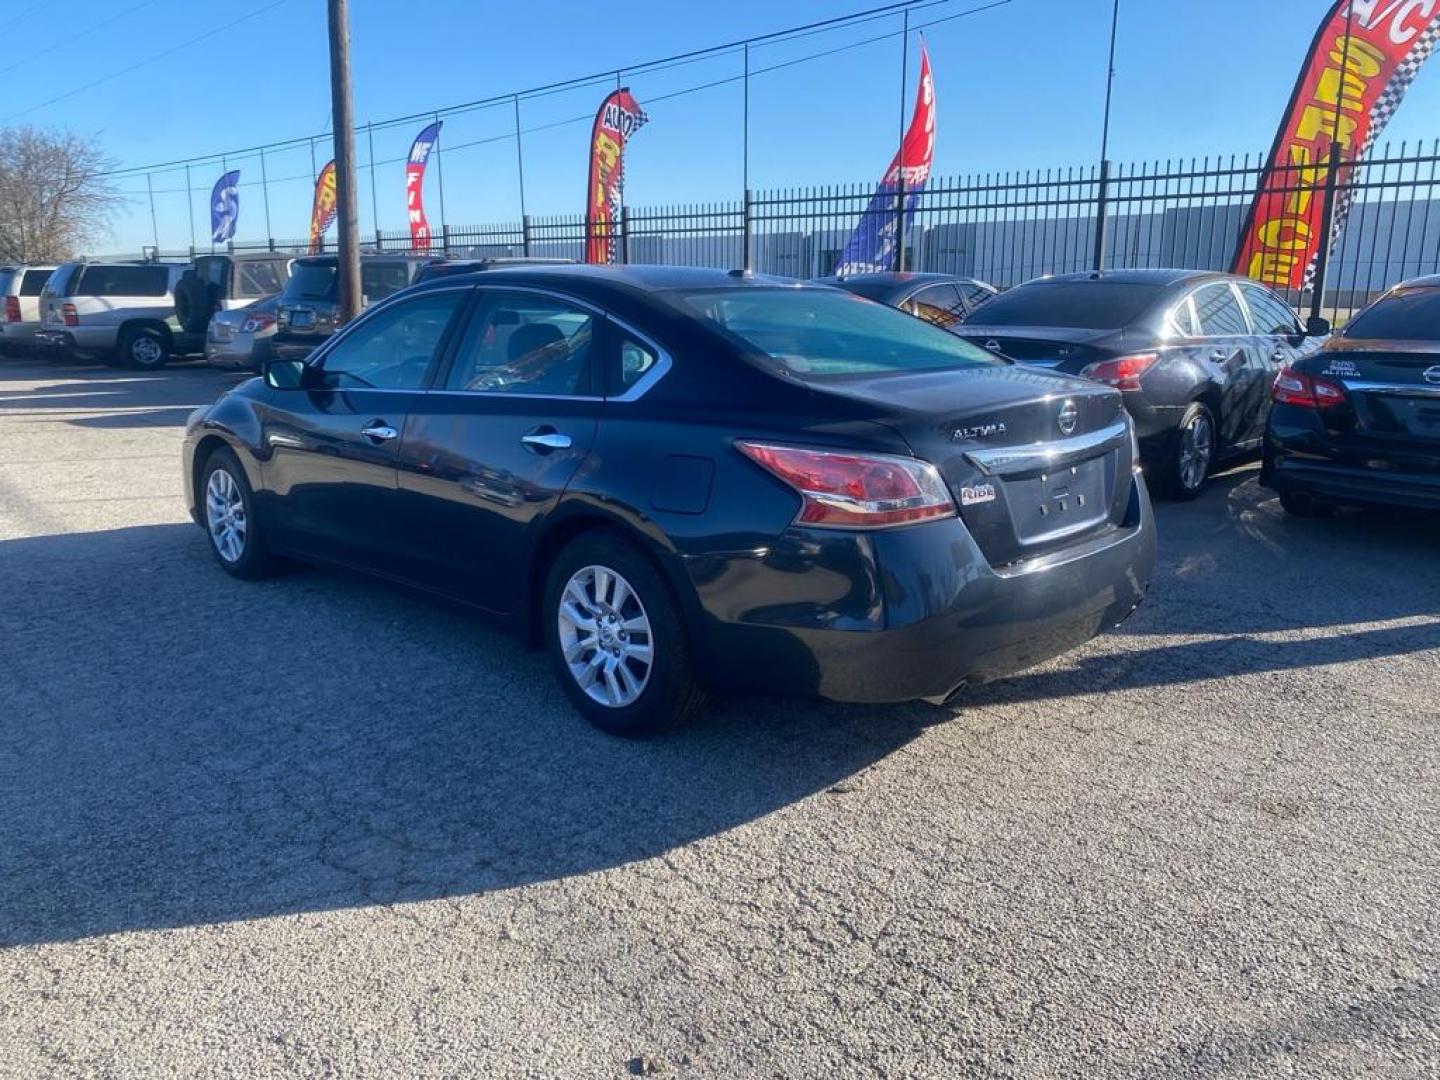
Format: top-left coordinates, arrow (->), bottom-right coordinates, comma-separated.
319,291 -> 465,389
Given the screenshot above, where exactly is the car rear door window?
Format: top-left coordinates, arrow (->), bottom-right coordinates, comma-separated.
75,265 -> 169,298
445,292 -> 594,396
19,269 -> 52,295
1239,284 -> 1300,336
1192,283 -> 1249,336
319,290 -> 465,389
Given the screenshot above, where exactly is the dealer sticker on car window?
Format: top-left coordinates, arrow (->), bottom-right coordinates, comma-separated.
960,483 -> 998,507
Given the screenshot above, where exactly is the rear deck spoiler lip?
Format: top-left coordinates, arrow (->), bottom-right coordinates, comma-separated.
965,418 -> 1130,478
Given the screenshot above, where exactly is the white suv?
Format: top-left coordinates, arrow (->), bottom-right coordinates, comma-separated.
38,261 -> 190,369
0,265 -> 56,354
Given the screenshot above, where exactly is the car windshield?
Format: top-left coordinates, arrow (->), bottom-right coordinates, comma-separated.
677,287 -> 1003,377
1343,287 -> 1440,341
966,281 -> 1167,330
285,262 -> 337,301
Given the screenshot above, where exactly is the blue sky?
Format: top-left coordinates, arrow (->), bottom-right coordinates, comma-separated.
8,0 -> 1440,252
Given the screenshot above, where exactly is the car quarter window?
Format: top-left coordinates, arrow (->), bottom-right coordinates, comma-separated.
959,282 -> 994,310
1191,283 -> 1249,336
1167,296 -> 1200,337
75,265 -> 170,298
905,284 -> 965,329
617,334 -> 659,393
319,290 -> 465,389
1239,284 -> 1301,336
444,291 -> 594,396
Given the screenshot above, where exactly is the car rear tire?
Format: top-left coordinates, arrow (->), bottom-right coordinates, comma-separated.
543,530 -> 707,737
1279,491 -> 1338,518
1155,402 -> 1217,501
119,326 -> 171,370
201,447 -> 276,579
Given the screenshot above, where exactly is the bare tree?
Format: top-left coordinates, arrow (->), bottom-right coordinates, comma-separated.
0,126 -> 118,263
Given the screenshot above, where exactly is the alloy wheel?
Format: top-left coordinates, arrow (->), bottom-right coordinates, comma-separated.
1179,412 -> 1214,492
556,564 -> 654,708
205,467 -> 247,563
131,335 -> 163,366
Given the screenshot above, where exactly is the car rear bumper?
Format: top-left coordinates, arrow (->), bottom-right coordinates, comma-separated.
683,474 -> 1156,704
0,322 -> 44,349
1263,443 -> 1440,511
206,334 -> 271,370
36,327 -> 116,356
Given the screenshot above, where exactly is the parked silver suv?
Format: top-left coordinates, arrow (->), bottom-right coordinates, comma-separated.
37,261 -> 189,369
0,265 -> 56,354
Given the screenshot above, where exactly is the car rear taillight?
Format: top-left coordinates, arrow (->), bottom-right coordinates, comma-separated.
241,314 -> 276,334
736,442 -> 956,529
1079,353 -> 1160,391
1272,367 -> 1348,409
62,303 -> 79,327
3,296 -> 19,323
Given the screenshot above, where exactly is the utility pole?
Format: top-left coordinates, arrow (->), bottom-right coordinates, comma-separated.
327,0 -> 362,323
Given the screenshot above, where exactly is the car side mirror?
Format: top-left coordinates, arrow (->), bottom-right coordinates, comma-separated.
1305,315 -> 1331,337
262,357 -> 312,390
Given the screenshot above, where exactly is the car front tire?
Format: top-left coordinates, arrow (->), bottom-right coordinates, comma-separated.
543,530 -> 706,737
200,447 -> 276,579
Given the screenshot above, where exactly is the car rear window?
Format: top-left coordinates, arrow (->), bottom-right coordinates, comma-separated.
677,287 -> 1003,377
20,269 -> 53,295
235,260 -> 287,298
74,265 -> 169,298
1343,287 -> 1440,341
284,262 -> 337,301
964,280 -> 1167,330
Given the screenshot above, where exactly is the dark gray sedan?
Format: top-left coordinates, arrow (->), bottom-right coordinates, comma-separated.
818,272 -> 998,332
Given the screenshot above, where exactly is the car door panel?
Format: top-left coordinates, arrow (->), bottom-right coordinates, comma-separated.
391,288 -> 606,614
260,288 -> 469,571
1191,282 -> 1261,452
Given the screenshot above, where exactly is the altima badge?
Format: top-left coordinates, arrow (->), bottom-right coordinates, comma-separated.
952,421 -> 1007,441
1057,399 -> 1079,436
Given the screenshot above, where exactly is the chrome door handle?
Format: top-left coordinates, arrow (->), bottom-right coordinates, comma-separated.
361,423 -> 398,442
521,431 -> 573,451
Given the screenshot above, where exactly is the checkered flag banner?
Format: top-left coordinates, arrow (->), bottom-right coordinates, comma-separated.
1306,16 -> 1440,289
1235,3 -> 1440,290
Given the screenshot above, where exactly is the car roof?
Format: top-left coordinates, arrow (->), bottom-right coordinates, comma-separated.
295,253 -> 429,266
1025,268 -> 1235,287
817,271 -> 985,288
1395,273 -> 1440,289
408,263 -> 803,296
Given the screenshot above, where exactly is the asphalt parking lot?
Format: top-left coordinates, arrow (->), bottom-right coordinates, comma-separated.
1,357 -> 1437,1079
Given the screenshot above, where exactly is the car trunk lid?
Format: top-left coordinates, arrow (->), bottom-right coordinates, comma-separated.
817,366 -> 1136,567
1313,343 -> 1440,445
954,325 -> 1114,371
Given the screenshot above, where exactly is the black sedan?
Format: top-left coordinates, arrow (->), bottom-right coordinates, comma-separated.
954,269 -> 1325,499
817,271 -> 998,331
183,265 -> 1156,736
1263,275 -> 1440,517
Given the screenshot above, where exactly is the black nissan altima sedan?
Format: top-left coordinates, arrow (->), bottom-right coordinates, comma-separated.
954,269 -> 1327,499
183,265 -> 1156,736
1263,275 -> 1440,517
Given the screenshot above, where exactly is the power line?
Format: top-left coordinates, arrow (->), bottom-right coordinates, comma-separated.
1,0 -> 290,125
93,0 -> 993,179
0,0 -> 165,81
117,0 -> 1012,195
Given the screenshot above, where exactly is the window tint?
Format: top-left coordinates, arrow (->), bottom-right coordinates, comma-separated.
44,263 -> 82,297
445,292 -> 593,395
962,281 -> 1166,330
236,260 -> 285,298
319,291 -> 463,389
20,269 -> 53,296
286,262 -> 336,301
618,335 -> 659,391
75,265 -> 169,298
1192,283 -> 1248,336
679,288 -> 1002,378
0,270 -> 13,296
1240,285 -> 1300,336
195,257 -> 228,289
1341,287 -> 1440,341
361,262 -> 414,303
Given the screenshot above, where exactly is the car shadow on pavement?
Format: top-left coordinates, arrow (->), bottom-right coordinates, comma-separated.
0,524 -> 932,948
0,361 -> 245,430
